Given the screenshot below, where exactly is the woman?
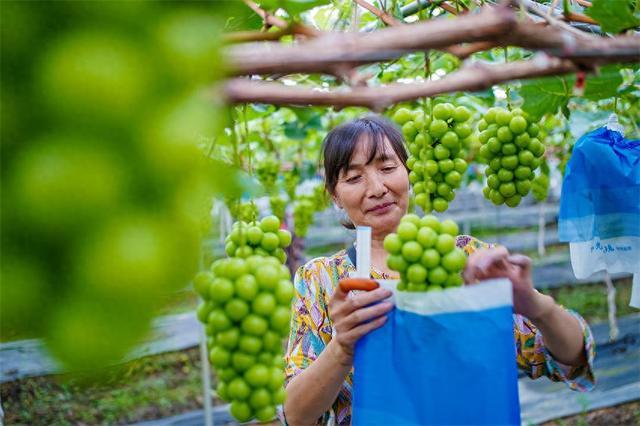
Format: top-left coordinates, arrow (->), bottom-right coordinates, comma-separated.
283,115 -> 595,425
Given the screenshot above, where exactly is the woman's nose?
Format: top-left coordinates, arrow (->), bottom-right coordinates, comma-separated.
366,174 -> 387,198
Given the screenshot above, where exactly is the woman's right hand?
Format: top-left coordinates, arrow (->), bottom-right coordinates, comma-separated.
327,285 -> 394,365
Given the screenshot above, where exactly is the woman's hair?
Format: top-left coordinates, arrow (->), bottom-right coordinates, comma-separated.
322,114 -> 408,196
321,114 -> 409,229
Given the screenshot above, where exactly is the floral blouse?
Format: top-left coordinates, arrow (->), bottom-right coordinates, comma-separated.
284,235 -> 596,425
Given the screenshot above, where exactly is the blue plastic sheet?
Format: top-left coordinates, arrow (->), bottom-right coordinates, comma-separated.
352,280 -> 520,426
558,127 -> 640,242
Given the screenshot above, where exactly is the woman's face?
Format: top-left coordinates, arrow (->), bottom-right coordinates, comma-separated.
332,136 -> 409,238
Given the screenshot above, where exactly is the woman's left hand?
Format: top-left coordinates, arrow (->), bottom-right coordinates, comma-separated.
463,247 -> 552,320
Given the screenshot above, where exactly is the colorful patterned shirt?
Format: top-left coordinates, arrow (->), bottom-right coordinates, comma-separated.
284,235 -> 596,425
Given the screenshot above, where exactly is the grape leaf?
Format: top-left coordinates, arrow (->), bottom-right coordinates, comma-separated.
258,0 -> 326,15
282,0 -> 328,15
518,76 -> 571,121
583,65 -> 623,100
284,121 -> 307,139
518,66 -> 624,120
585,0 -> 640,33
244,103 -> 276,121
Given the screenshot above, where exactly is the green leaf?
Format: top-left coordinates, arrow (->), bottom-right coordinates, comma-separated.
430,53 -> 460,74
583,65 -> 623,100
282,0 -> 328,15
585,0 -> 640,33
284,121 -> 306,139
518,76 -> 571,121
257,0 -> 280,11
243,103 -> 276,121
470,89 -> 496,103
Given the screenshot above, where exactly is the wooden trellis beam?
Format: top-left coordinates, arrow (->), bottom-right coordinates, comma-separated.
223,2 -> 640,108
224,56 -> 574,110
226,4 -> 639,77
223,48 -> 639,110
227,6 -> 517,76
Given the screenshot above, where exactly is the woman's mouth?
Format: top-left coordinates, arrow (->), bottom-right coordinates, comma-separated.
367,202 -> 396,214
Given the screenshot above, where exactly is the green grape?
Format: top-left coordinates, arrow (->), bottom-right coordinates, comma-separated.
256,155 -> 280,193
391,103 -> 472,213
386,214 -> 466,291
1,1 -> 231,373
283,169 -> 300,201
291,183 -> 330,237
193,216 -> 293,423
477,107 -> 546,207
393,107 -> 414,125
222,216 -> 292,263
228,201 -> 259,222
269,195 -> 286,222
531,172 -> 550,202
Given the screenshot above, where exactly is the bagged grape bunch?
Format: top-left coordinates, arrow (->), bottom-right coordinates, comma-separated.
392,104 -> 471,213
477,107 -> 546,207
194,215 -> 294,423
351,213 -> 520,425
384,214 -> 466,291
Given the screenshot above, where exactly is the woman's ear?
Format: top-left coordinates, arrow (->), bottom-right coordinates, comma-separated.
332,194 -> 342,210
327,188 -> 341,209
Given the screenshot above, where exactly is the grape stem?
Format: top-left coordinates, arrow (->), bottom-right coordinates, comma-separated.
503,47 -> 512,110
353,0 -> 403,27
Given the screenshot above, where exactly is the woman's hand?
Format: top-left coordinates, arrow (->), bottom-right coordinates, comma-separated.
463,247 -> 553,320
328,285 -> 394,365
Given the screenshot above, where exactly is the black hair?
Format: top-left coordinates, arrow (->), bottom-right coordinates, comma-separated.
321,114 -> 409,229
322,114 -> 408,196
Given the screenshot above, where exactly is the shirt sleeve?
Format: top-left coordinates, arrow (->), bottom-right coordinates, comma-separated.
284,260 -> 328,385
456,234 -> 494,255
282,260 -> 335,425
514,310 -> 596,391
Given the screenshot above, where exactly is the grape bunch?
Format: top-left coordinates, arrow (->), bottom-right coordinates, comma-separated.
256,155 -> 280,193
225,215 -> 292,264
311,182 -> 331,211
269,195 -> 287,222
292,197 -> 315,237
384,214 -> 467,292
283,169 -> 300,201
1,2 -> 233,371
194,258 -> 292,423
531,173 -> 550,202
228,201 -> 259,223
392,103 -> 471,213
194,215 -> 294,423
476,107 -> 546,207
292,183 -> 329,238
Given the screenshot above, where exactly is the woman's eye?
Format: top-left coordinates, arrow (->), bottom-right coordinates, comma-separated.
346,175 -> 361,183
382,166 -> 397,172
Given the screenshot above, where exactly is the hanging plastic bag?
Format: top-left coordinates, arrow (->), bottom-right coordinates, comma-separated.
351,279 -> 521,426
558,122 -> 640,291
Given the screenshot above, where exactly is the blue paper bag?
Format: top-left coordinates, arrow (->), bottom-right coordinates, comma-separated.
558,126 -> 640,243
352,279 -> 520,426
